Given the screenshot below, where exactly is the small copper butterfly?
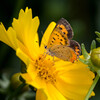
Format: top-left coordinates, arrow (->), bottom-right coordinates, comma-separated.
45,18 -> 81,62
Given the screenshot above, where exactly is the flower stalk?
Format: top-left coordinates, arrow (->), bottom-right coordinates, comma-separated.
85,74 -> 99,100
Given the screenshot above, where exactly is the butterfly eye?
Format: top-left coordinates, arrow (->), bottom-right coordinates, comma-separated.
45,46 -> 47,49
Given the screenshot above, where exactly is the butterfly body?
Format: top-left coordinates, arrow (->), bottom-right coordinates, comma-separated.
45,18 -> 81,62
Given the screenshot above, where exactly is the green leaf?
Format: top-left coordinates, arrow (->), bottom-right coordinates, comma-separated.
81,43 -> 90,59
97,70 -> 100,77
96,38 -> 100,43
95,31 -> 100,38
79,58 -> 89,65
91,40 -> 96,50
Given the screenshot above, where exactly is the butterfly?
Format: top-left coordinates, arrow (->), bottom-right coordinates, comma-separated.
45,18 -> 81,63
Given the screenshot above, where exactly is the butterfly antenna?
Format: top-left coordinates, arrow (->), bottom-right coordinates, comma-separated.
41,31 -> 44,36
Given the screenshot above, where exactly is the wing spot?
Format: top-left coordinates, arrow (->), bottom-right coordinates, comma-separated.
62,35 -> 64,37
60,42 -> 63,45
60,39 -> 63,41
52,41 -> 54,43
56,33 -> 59,37
64,37 -> 67,40
53,37 -> 56,40
59,27 -> 62,30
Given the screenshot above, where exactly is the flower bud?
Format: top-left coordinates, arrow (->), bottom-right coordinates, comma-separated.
90,47 -> 100,68
11,73 -> 29,93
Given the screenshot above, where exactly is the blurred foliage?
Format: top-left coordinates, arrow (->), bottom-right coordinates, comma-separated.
0,0 -> 100,100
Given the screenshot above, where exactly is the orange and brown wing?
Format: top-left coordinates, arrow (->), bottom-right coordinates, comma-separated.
69,40 -> 81,58
50,45 -> 78,62
47,18 -> 73,48
57,18 -> 74,39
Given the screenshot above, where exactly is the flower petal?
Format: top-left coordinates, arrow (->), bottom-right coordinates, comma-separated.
60,67 -> 94,85
40,22 -> 56,53
56,77 -> 95,100
21,73 -> 33,82
0,23 -> 18,50
46,83 -> 67,100
21,73 -> 44,89
36,89 -> 48,100
12,7 -> 40,58
55,62 -> 95,100
16,48 -> 30,66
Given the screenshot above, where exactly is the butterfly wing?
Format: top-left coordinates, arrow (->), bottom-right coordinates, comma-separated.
45,18 -> 81,62
69,40 -> 81,58
49,45 -> 78,62
57,18 -> 74,39
47,18 -> 73,48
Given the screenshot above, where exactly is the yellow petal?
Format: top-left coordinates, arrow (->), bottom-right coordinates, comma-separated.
54,60 -> 72,71
36,89 -> 48,100
55,60 -> 89,73
55,66 -> 94,100
12,7 -> 40,58
21,73 -> 37,87
24,17 -> 40,58
56,78 -> 84,100
17,39 -> 32,60
21,73 -> 43,89
12,8 -> 32,43
61,70 -> 94,85
40,22 -> 56,53
0,23 -> 18,50
16,48 -> 30,66
21,73 -> 33,82
46,83 -> 67,100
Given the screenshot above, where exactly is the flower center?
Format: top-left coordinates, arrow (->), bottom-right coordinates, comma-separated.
35,54 -> 57,84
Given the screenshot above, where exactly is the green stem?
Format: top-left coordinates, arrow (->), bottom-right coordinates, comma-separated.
85,74 -> 99,100
8,83 -> 26,100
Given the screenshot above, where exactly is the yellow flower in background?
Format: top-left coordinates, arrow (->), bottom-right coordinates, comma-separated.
0,7 -> 95,100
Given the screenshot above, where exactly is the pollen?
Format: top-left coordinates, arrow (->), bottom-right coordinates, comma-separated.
34,54 -> 57,84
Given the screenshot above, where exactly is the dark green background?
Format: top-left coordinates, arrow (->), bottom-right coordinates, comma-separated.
0,0 -> 100,100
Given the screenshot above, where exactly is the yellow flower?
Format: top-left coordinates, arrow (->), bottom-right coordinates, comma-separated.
0,7 -> 95,100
